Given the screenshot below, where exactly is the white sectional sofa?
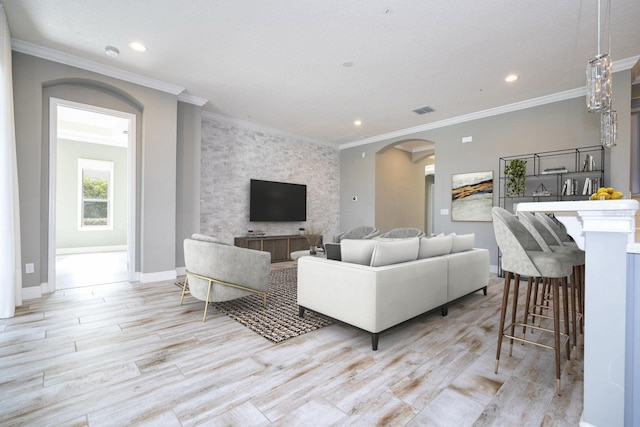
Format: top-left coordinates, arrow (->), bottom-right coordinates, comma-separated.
297,234 -> 489,350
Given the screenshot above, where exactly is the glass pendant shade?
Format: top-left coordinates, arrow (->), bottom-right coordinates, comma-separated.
601,108 -> 617,148
586,53 -> 612,112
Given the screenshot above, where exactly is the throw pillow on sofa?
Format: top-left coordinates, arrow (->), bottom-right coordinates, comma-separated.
341,239 -> 378,265
451,233 -> 475,253
370,238 -> 420,267
418,235 -> 454,258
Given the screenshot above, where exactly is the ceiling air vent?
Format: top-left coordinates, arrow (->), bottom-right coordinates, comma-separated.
412,105 -> 435,115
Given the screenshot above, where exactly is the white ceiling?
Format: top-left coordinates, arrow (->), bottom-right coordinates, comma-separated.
2,0 -> 640,145
57,106 -> 129,147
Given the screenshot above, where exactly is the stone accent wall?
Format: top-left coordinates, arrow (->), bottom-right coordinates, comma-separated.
201,115 -> 340,245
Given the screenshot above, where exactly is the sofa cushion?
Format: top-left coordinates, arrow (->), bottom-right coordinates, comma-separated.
418,235 -> 453,258
451,233 -> 475,253
341,239 -> 378,265
370,238 -> 419,267
324,243 -> 342,261
191,233 -> 226,244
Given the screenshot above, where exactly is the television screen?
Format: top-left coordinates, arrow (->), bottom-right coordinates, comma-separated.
250,179 -> 307,222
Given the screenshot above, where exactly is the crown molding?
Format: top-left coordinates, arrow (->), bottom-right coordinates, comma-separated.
178,92 -> 208,106
613,55 -> 640,72
340,55 -> 640,150
339,87 -> 586,150
11,38 -> 185,95
201,111 -> 336,149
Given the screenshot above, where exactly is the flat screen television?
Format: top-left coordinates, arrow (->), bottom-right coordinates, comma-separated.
250,179 -> 307,222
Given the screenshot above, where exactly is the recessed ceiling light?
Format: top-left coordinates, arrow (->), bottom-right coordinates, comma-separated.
129,41 -> 147,52
505,74 -> 519,82
104,45 -> 119,57
354,120 -> 362,126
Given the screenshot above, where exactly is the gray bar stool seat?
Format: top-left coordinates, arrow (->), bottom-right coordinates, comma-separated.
519,211 -> 585,353
492,207 -> 574,395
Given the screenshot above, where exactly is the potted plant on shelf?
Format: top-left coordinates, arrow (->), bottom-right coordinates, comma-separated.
303,226 -> 323,255
504,159 -> 527,197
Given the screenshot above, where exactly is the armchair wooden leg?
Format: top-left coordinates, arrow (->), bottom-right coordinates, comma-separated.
298,306 -> 306,317
371,333 -> 379,351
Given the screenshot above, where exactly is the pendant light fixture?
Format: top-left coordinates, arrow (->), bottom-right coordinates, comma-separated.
601,108 -> 617,148
586,0 -> 612,112
586,0 -> 617,148
586,53 -> 611,112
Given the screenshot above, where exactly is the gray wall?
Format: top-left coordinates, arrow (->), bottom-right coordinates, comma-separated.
56,139 -> 127,249
200,115 -> 340,245
340,69 -> 634,270
12,51 -> 191,287
175,102 -> 202,268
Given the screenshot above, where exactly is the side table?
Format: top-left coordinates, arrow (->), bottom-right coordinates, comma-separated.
290,249 -> 325,261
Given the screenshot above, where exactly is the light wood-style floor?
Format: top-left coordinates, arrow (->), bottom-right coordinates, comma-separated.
56,251 -> 128,289
0,269 -> 583,426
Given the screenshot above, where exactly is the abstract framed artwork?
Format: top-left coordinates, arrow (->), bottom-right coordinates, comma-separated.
451,171 -> 494,221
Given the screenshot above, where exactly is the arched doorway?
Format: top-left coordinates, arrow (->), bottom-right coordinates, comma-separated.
44,80 -> 142,290
375,139 -> 435,234
50,99 -> 136,288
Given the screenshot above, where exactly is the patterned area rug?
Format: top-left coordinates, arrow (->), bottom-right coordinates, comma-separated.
211,267 -> 332,343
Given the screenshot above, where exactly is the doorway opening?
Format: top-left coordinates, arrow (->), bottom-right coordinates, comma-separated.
49,99 -> 136,289
375,139 -> 435,234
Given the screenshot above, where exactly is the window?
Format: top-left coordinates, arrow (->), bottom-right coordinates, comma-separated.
78,159 -> 114,230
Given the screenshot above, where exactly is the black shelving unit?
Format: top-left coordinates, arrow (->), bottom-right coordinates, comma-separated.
498,146 -> 605,212
496,145 -> 604,275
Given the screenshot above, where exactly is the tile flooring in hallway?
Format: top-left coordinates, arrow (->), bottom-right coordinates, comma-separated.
56,250 -> 128,289
0,272 -> 583,426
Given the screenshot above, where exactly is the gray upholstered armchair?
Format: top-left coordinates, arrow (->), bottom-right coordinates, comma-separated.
181,234 -> 271,321
377,227 -> 425,239
332,225 -> 380,243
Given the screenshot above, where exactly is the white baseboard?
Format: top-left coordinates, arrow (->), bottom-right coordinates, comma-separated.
175,266 -> 186,277
139,270 -> 177,283
56,245 -> 127,255
22,286 -> 41,300
489,264 -> 499,275
22,282 -> 53,300
579,412 -> 595,427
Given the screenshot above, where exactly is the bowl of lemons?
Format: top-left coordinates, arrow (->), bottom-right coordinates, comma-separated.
590,187 -> 624,200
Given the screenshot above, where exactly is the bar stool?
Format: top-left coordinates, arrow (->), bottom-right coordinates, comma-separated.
492,207 -> 574,395
518,211 -> 584,354
535,212 -> 585,331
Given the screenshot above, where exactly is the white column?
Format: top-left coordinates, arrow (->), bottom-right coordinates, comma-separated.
517,200 -> 638,427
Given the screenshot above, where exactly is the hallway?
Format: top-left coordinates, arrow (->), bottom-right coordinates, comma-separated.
56,250 -> 128,289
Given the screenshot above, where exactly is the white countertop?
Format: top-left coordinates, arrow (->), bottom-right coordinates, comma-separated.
516,199 -> 639,251
628,243 -> 640,254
